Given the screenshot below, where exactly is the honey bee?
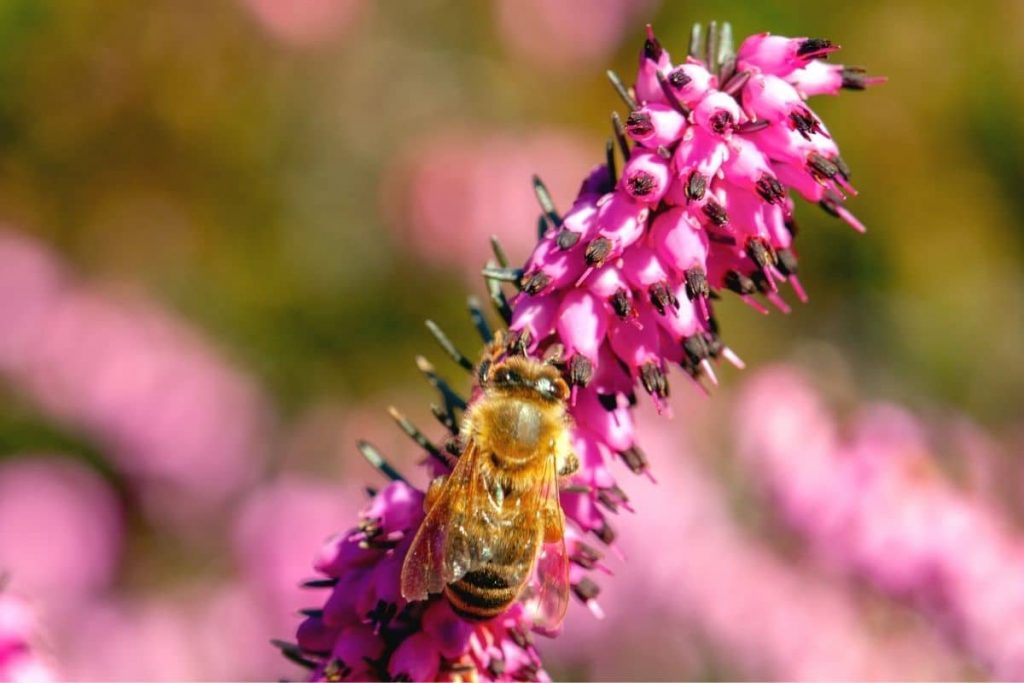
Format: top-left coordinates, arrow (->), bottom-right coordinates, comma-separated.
400,354 -> 578,632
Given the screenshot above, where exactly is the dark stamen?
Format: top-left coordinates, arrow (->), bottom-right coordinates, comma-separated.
702,200 -> 729,226
557,229 -> 581,250
789,108 -> 823,140
755,173 -> 785,204
520,270 -> 551,295
807,151 -> 839,180
505,329 -> 531,357
466,296 -> 493,343
723,269 -> 757,295
640,361 -> 669,398
571,542 -> 604,570
596,392 -> 619,411
709,110 -> 734,135
606,69 -> 638,110
425,320 -> 475,372
648,281 -> 679,315
685,267 -> 710,300
797,37 -> 835,58
626,171 -> 656,197
776,248 -> 799,276
532,175 -> 562,228
643,23 -> 663,61
301,578 -> 338,589
585,236 -> 613,266
625,110 -> 654,138
685,171 -> 706,201
618,445 -> 649,474
357,440 -> 407,483
746,237 -> 776,269
567,354 -> 593,388
610,289 -> 634,320
655,70 -> 691,116
668,67 -> 692,90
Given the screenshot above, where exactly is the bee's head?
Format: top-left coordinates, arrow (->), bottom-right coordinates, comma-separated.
484,357 -> 569,403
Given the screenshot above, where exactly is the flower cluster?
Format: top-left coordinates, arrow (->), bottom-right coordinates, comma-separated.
0,589 -> 54,682
285,22 -> 880,681
737,368 -> 1024,679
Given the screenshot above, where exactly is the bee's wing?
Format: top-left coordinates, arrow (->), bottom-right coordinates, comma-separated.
400,440 -> 492,602
521,454 -> 571,635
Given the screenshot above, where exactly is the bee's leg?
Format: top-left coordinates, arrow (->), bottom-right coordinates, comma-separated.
424,475 -> 447,512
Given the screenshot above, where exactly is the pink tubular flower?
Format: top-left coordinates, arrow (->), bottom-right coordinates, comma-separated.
737,367 -> 1024,679
0,590 -> 55,682
284,22 -> 880,681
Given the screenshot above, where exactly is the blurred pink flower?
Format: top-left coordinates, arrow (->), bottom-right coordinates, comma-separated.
58,584 -> 280,681
392,129 -> 594,277
233,475 -> 364,629
0,230 -> 271,513
493,0 -> 657,72
241,0 -> 366,48
0,591 -> 55,683
552,405 -> 964,681
737,367 -> 1024,678
0,457 -> 122,606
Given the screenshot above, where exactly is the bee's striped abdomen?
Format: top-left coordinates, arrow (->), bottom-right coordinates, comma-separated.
445,564 -> 524,622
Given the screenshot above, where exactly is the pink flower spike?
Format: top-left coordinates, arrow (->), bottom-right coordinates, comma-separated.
737,33 -> 839,77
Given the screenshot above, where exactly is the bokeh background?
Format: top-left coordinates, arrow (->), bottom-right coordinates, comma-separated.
0,0 -> 1022,680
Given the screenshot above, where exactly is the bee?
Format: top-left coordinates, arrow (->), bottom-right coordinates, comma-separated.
400,354 -> 579,632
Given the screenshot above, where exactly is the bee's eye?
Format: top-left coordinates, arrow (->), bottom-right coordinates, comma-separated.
494,368 -> 521,386
535,377 -> 554,397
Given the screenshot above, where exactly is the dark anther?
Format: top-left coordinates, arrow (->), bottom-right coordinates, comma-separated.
585,236 -> 613,266
487,659 -> 506,678
610,288 -> 635,320
746,237 -> 777,269
722,69 -> 752,96
668,67 -> 692,89
776,248 -> 799,276
567,354 -> 593,388
841,66 -> 869,90
571,542 -> 604,570
648,281 -> 679,315
685,171 -> 706,201
509,626 -> 533,650
834,155 -> 851,179
755,173 -> 785,204
301,578 -> 339,589
723,269 -> 757,295
643,24 -> 663,61
751,269 -> 773,294
556,229 -> 581,250
702,199 -> 729,226
684,267 -> 710,300
542,342 -> 565,365
683,334 -> 710,367
639,361 -> 669,398
735,119 -> 770,134
596,488 -> 620,512
797,38 -> 835,58
789,108 -> 823,140
505,329 -> 531,357
618,445 -> 649,474
366,600 -> 398,630
596,392 -> 619,411
625,110 -> 654,137
807,151 -> 839,180
520,270 -> 551,295
819,189 -> 844,217
655,70 -> 691,116
784,217 -> 799,236
627,171 -> 656,197
596,518 -> 616,545
271,640 -> 318,671
709,110 -> 734,135
656,145 -> 673,160
573,577 -> 602,603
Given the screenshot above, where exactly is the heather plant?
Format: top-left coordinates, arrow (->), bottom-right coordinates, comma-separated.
283,22 -> 882,681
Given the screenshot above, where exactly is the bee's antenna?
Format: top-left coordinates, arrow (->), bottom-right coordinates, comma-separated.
270,640 -> 318,670
483,259 -> 513,324
424,320 -> 474,373
356,440 -> 407,483
466,296 -> 493,343
387,406 -> 452,466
